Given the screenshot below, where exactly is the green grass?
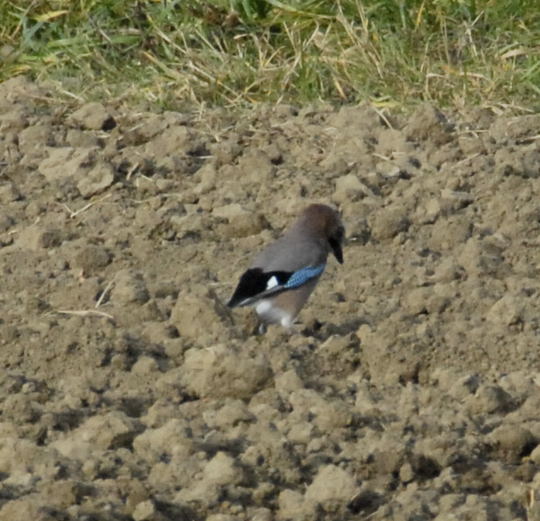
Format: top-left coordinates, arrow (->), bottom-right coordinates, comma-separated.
1,0 -> 539,111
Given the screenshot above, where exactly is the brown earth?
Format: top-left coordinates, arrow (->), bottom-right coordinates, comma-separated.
1,76 -> 540,521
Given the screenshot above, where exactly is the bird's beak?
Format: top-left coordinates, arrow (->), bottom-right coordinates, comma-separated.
329,237 -> 344,264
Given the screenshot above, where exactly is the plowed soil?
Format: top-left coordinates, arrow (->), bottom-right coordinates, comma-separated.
1,76 -> 539,521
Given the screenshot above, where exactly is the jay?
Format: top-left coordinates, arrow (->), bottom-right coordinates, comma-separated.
227,204 -> 345,329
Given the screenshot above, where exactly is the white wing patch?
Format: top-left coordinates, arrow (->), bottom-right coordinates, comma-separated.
266,276 -> 279,290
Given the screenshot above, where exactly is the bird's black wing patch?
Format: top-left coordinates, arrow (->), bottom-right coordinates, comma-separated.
227,268 -> 291,308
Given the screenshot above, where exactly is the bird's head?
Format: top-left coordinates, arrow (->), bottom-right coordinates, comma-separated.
301,204 -> 345,264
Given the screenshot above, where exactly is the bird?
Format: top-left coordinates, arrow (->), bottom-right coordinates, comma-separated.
227,203 -> 345,329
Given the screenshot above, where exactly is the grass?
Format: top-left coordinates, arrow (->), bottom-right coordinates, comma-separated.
0,0 -> 539,111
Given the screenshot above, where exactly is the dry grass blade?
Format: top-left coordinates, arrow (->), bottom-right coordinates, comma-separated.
60,194 -> 112,219
95,278 -> 116,309
53,309 -> 116,321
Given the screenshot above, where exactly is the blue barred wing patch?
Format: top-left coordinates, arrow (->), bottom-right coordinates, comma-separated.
284,264 -> 326,289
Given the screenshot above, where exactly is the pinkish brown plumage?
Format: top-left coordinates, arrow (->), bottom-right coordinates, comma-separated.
228,204 -> 344,329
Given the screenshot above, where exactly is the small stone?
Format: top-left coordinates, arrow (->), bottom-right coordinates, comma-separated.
131,356 -> 160,375
468,385 -> 513,414
133,500 -> 156,521
287,421 -> 314,445
211,400 -> 254,429
213,204 -> 267,238
203,451 -> 244,486
249,507 -> 273,521
459,135 -> 486,155
169,213 -> 204,240
0,182 -> 21,203
132,499 -> 167,521
486,295 -> 523,326
489,425 -> 535,463
38,146 -> 96,182
65,128 -> 101,148
274,369 -> 304,394
73,245 -> 112,275
181,345 -> 272,399
489,114 -> 540,143
404,104 -> 453,145
0,498 -> 40,521
69,102 -> 116,131
370,208 -> 410,241
334,174 -> 367,203
133,419 -> 193,461
372,445 -> 405,474
440,188 -> 474,204
18,123 -> 53,153
420,198 -> 442,223
193,162 -> 216,195
16,225 -> 63,250
429,216 -> 472,251
111,269 -> 150,305
305,464 -> 357,511
170,291 -> 231,343
77,161 -> 115,198
144,124 -> 195,159
405,287 -> 430,315
399,462 -> 415,483
449,374 -> 480,400
438,493 -> 466,512
52,411 -> 139,459
278,489 -> 306,520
